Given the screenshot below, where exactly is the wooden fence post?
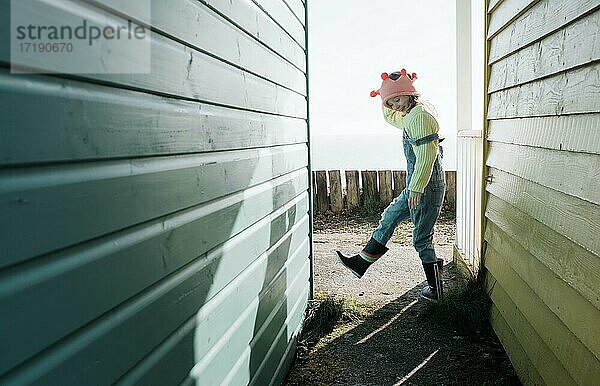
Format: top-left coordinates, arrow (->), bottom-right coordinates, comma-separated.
378,170 -> 393,206
328,170 -> 343,213
315,171 -> 328,213
361,171 -> 378,206
393,171 -> 406,197
312,172 -> 317,208
345,170 -> 360,210
446,171 -> 456,210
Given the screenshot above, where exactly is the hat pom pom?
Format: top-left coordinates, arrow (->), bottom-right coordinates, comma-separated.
381,72 -> 389,80
412,72 -> 417,80
400,69 -> 407,76
370,90 -> 379,97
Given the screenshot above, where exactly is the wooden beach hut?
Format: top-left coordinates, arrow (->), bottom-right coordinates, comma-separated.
455,0 -> 600,384
0,0 -> 311,384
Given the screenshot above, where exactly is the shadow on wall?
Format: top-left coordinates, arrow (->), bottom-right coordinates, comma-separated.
0,95 -> 308,386
110,155 -> 310,385
185,173 -> 306,385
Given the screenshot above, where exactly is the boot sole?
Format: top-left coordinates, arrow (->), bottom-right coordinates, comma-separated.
334,251 -> 363,279
419,293 -> 439,302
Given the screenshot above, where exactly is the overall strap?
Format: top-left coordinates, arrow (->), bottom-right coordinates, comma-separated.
403,131 -> 445,146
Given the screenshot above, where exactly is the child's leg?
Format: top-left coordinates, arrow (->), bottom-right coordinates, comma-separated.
336,188 -> 410,278
411,184 -> 446,300
364,188 -> 411,257
410,186 -> 445,263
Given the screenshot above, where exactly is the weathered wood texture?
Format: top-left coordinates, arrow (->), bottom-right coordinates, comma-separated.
490,305 -> 545,386
445,171 -> 457,211
361,171 -> 379,205
393,171 -> 407,198
0,1 -> 307,119
487,0 -> 537,38
484,0 -> 600,383
378,171 -> 393,206
0,0 -> 309,385
488,0 -> 600,63
328,170 -> 343,213
487,61 -> 600,119
345,171 -> 360,210
487,114 -> 600,155
311,170 -> 457,214
489,9 -> 600,93
315,171 -> 329,213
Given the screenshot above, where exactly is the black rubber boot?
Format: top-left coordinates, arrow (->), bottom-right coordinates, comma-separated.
420,259 -> 444,301
335,251 -> 372,279
363,237 -> 389,256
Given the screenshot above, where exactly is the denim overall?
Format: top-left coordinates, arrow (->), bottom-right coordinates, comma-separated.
366,130 -> 446,264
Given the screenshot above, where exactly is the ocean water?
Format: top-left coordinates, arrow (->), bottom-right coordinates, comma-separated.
311,133 -> 457,172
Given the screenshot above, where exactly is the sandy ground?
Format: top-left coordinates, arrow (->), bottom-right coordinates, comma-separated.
284,211 -> 520,386
312,211 -> 456,304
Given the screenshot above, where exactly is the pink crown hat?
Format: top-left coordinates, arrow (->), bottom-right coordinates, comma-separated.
370,69 -> 419,106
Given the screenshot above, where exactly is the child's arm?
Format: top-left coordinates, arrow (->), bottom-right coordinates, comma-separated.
382,104 -> 404,128
405,111 -> 439,193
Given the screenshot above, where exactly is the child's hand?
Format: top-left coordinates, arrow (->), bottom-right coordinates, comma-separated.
408,190 -> 422,210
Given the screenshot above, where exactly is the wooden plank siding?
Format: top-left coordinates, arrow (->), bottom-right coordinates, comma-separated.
0,0 -> 309,385
483,0 -> 600,384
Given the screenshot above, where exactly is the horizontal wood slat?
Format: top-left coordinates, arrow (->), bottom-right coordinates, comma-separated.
0,1 -> 307,118
0,71 -> 307,166
1,0 -> 308,383
489,305 -> 545,386
282,0 -> 306,26
486,269 -> 576,385
488,0 -> 505,13
487,114 -> 600,154
486,245 -> 600,385
489,9 -> 600,93
487,0 -> 538,38
224,286 -> 308,386
1,144 -> 308,266
78,231 -> 310,386
486,167 -> 600,256
488,264 -> 575,385
487,61 -> 600,119
486,141 -> 600,205
485,221 -> 600,361
201,0 -> 306,72
488,0 -> 600,63
0,196 -> 309,383
0,173 -> 309,374
92,0 -> 306,94
249,0 -> 305,48
484,194 -> 600,309
189,246 -> 310,384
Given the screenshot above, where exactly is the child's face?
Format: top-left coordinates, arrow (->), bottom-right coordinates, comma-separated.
386,95 -> 409,111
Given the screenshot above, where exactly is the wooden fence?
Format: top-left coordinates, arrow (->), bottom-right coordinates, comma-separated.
312,170 -> 456,213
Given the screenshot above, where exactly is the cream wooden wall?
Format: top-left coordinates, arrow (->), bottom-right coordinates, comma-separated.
483,0 -> 600,384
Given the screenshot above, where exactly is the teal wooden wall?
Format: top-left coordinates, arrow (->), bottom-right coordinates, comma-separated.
0,0 -> 310,385
483,0 -> 600,384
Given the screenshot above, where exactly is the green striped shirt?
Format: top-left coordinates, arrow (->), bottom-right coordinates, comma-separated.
382,103 -> 440,193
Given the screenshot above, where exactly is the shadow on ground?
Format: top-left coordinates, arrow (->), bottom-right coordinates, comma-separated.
285,263 -> 520,386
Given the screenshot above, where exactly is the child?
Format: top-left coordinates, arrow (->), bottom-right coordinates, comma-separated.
336,69 -> 446,301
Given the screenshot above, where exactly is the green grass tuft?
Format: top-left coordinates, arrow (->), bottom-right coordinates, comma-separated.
300,293 -> 373,344
423,270 -> 492,334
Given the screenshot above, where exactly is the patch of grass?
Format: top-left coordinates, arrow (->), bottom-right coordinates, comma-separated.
423,270 -> 492,334
299,293 -> 374,345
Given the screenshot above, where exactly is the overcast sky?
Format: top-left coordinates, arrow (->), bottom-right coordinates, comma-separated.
308,0 -> 457,138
